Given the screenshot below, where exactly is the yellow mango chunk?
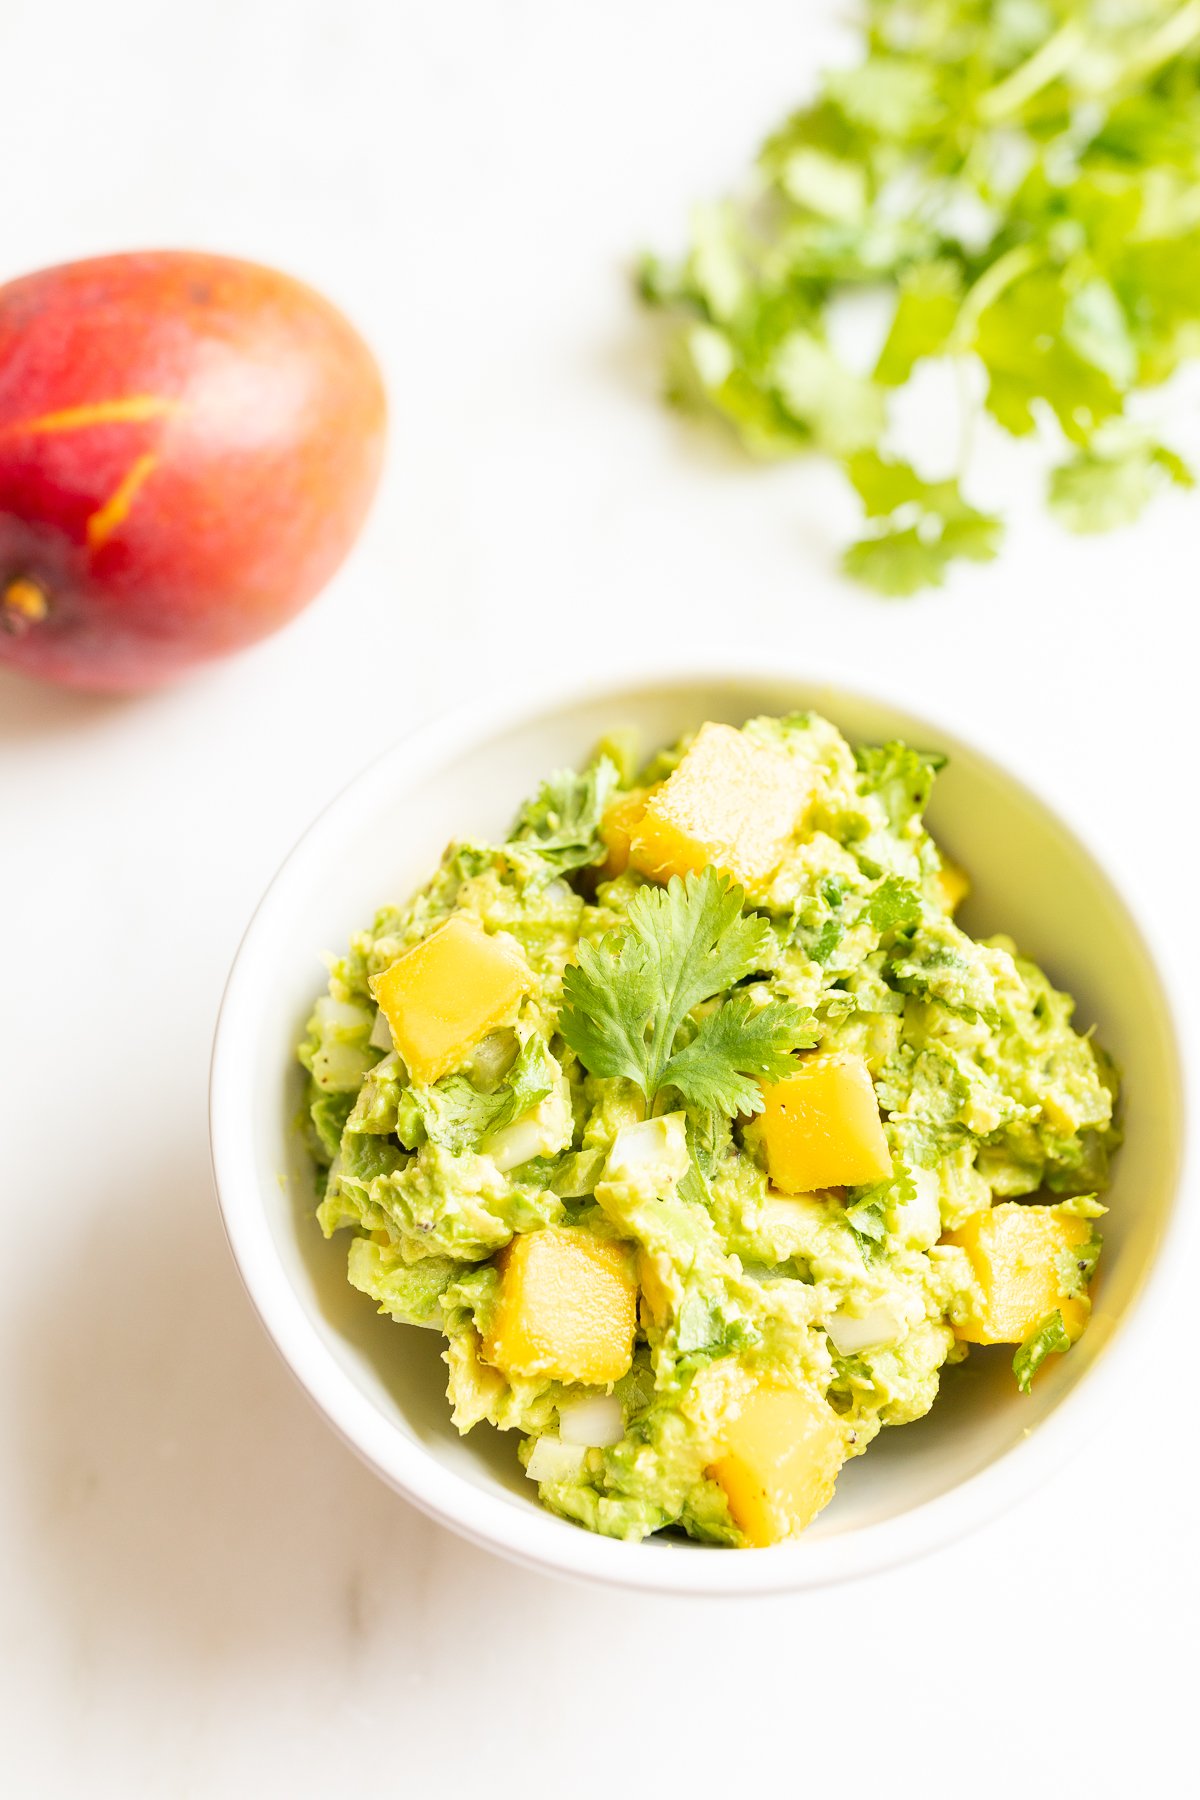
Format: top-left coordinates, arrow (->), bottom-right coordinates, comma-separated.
709,1381 -> 847,1547
629,722 -> 811,888
760,1055 -> 892,1193
370,914 -> 532,1086
482,1226 -> 638,1384
936,858 -> 971,914
946,1204 -> 1092,1345
599,787 -> 653,879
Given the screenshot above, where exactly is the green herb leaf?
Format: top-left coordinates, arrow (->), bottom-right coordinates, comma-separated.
1013,1310 -> 1073,1394
855,741 -> 946,833
508,755 -> 619,878
1048,441 -> 1193,533
843,1166 -> 914,1254
876,262 -> 964,386
843,455 -> 1003,594
397,1035 -> 559,1155
843,1195 -> 887,1247
771,331 -> 885,455
560,867 -> 814,1117
842,527 -> 949,597
862,876 -> 925,933
825,56 -> 942,138
1057,1231 -> 1102,1299
674,1291 -> 761,1360
1062,277 -> 1137,389
659,988 -> 818,1117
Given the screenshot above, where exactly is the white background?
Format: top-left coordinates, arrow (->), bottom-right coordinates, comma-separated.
1,2 -> 1196,1794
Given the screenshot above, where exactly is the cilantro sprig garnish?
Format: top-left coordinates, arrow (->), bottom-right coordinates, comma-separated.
641,0 -> 1200,595
560,867 -> 816,1117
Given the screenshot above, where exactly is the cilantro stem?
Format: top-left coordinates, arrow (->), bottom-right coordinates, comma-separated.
977,1 -> 1200,124
1126,0 -> 1200,83
975,22 -> 1086,123
950,242 -> 1040,351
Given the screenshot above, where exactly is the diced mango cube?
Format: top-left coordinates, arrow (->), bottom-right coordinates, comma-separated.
946,1203 -> 1092,1345
760,1055 -> 892,1193
629,722 -> 811,888
370,914 -> 532,1086
482,1226 -> 638,1384
599,787 -> 653,879
936,858 -> 971,914
709,1381 -> 847,1546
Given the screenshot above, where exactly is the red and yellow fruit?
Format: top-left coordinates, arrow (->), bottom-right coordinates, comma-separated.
0,251 -> 385,690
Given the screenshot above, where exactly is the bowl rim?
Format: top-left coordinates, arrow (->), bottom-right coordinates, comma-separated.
209,652 -> 1189,1596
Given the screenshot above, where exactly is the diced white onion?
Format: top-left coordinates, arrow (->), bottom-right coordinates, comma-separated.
310,996 -> 375,1090
558,1394 -> 625,1448
757,1194 -> 826,1248
894,1167 -> 942,1250
825,1300 -> 905,1357
369,1009 -> 396,1052
314,996 -> 372,1033
486,1113 -> 550,1173
483,1079 -> 573,1172
467,1029 -> 518,1086
525,1437 -> 588,1485
312,1038 -> 375,1092
604,1113 -> 689,1185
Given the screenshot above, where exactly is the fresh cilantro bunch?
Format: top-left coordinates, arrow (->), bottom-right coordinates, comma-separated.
640,0 -> 1200,594
560,867 -> 816,1118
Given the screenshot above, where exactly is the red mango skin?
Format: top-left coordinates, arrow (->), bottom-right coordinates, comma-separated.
0,251 -> 386,691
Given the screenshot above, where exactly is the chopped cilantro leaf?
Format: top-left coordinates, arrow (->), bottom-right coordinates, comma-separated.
1013,1310 -> 1073,1394
508,755 -> 619,878
844,1195 -> 887,1249
396,1035 -> 558,1155
674,1292 -> 761,1360
1057,1231 -> 1102,1299
1049,440 -> 1193,533
855,741 -> 945,833
863,876 -> 924,934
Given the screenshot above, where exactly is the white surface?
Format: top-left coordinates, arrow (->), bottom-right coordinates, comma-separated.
211,663 -> 1185,1594
0,0 -> 1195,1789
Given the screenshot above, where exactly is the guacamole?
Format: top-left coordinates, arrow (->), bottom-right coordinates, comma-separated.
299,713 -> 1118,1548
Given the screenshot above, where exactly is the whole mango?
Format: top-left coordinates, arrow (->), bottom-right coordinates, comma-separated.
0,251 -> 386,691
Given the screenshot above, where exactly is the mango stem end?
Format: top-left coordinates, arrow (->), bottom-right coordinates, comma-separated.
2,576 -> 50,634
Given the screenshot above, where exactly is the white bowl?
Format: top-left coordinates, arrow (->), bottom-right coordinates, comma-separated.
210,660 -> 1186,1596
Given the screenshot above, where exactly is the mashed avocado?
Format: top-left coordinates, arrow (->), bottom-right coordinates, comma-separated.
299,713 -> 1118,1548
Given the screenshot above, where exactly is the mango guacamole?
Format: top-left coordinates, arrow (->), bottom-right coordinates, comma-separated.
299,713 -> 1118,1547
